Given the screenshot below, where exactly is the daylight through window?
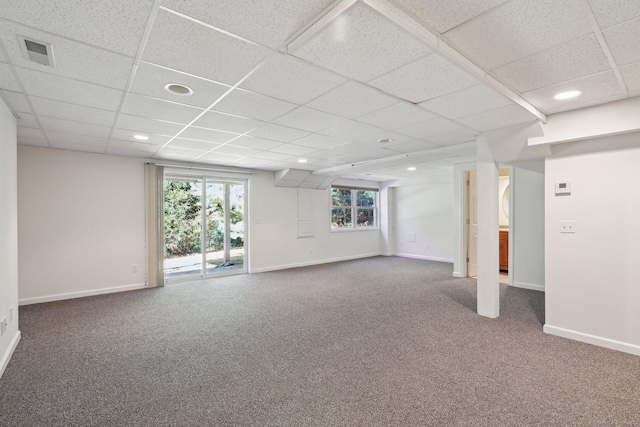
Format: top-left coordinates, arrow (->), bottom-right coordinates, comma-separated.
331,186 -> 378,229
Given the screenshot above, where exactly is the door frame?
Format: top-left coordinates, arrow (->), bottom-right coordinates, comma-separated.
163,169 -> 249,283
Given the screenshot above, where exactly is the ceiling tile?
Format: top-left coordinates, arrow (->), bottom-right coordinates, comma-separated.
232,157 -> 275,167
18,67 -> 123,111
292,134 -> 350,150
130,62 -> 231,109
197,151 -> 244,163
142,9 -> 270,85
492,35 -> 611,92
444,0 -> 592,69
247,123 -> 309,143
418,84 -> 511,119
16,113 -> 39,129
273,107 -> 345,133
603,17 -> 640,66
320,120 -> 385,143
304,150 -> 349,161
0,63 -> 21,91
369,53 -> 478,103
39,116 -> 111,138
0,20 -> 133,89
106,147 -> 156,158
116,114 -> 185,135
327,141 -> 372,154
212,89 -> 296,121
49,141 -> 106,153
213,144 -> 260,157
269,143 -> 317,156
111,130 -> 172,146
17,137 -> 48,147
0,0 -> 152,56
30,97 -> 116,127
239,53 -> 346,105
160,0 -> 335,49
45,131 -> 108,146
122,93 -> 204,124
457,104 -> 537,132
293,3 -> 432,82
620,62 -> 640,92
1,90 -> 31,113
168,138 -> 220,151
384,140 -> 439,153
589,0 -> 640,29
17,126 -> 46,139
178,126 -> 239,144
156,146 -> 204,159
305,82 -> 397,119
391,0 -> 510,33
396,117 -> 465,139
356,102 -> 436,129
430,129 -> 479,146
229,135 -> 283,151
192,110 -> 262,134
366,130 -> 427,147
250,151 -> 295,161
106,140 -> 160,154
523,70 -> 627,114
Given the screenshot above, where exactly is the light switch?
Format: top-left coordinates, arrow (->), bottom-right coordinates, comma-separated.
560,220 -> 576,233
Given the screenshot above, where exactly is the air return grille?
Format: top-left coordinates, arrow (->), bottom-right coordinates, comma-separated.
19,36 -> 54,67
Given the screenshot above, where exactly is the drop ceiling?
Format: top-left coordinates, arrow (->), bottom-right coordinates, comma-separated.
0,0 -> 638,182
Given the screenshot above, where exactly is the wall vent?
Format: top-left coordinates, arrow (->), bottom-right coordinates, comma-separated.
18,36 -> 54,67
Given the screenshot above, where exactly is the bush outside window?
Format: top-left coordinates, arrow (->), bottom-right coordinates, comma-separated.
331,187 -> 378,229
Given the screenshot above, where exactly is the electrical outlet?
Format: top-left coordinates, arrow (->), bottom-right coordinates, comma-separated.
132,264 -> 138,273
0,317 -> 6,336
560,221 -> 576,234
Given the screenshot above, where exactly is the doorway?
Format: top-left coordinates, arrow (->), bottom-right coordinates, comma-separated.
163,173 -> 247,281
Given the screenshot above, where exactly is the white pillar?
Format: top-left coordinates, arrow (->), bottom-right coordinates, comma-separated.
476,136 -> 500,318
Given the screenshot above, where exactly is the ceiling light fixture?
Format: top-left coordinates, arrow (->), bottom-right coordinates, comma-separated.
553,90 -> 583,100
133,134 -> 149,141
164,83 -> 193,96
378,138 -> 394,144
298,159 -> 308,163
407,166 -> 416,171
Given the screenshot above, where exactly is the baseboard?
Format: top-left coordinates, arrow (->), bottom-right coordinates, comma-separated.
452,272 -> 465,278
544,324 -> 640,356
394,253 -> 454,263
251,253 -> 383,273
19,283 -> 148,306
511,281 -> 545,292
0,330 -> 21,379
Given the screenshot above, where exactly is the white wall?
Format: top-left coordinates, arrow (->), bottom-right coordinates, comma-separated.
250,172 -> 384,272
18,146 -> 147,303
392,180 -> 454,262
544,143 -> 640,355
0,97 -> 20,378
511,164 -> 545,291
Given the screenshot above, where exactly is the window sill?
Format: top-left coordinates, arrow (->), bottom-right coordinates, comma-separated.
330,227 -> 380,233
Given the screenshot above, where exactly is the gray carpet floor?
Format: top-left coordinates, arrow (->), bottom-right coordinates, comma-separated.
1,256 -> 639,426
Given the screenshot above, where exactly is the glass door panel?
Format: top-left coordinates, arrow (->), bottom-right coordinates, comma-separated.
204,182 -> 225,274
163,178 -> 203,280
229,183 -> 245,271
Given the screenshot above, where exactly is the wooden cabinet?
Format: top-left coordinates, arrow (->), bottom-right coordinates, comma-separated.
499,230 -> 509,271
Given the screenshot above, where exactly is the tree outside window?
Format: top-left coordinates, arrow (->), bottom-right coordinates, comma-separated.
331,187 -> 378,229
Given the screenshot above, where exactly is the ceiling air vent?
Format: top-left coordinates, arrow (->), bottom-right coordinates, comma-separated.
19,36 -> 54,67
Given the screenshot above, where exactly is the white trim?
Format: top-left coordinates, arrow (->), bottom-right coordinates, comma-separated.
511,281 -> 545,292
453,272 -> 465,277
544,324 -> 640,356
19,283 -> 148,306
251,253 -> 382,273
395,253 -> 453,263
0,331 -> 21,379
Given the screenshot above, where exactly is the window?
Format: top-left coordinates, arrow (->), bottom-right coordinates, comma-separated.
331,186 -> 378,229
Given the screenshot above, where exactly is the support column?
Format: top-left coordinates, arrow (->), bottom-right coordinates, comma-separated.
476,136 -> 500,318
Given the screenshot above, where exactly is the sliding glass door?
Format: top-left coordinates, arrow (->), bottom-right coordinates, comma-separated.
163,173 -> 246,281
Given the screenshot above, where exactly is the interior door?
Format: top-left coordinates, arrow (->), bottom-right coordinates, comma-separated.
467,170 -> 478,277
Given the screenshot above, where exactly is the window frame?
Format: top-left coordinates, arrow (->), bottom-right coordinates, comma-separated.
330,186 -> 379,231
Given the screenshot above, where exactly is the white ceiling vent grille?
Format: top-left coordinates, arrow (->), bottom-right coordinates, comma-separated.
19,36 -> 55,67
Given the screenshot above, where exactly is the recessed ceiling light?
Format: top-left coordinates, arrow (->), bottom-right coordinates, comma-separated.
378,138 -> 394,144
298,158 -> 308,163
164,83 -> 193,96
553,90 -> 582,100
407,166 -> 416,171
133,134 -> 149,141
